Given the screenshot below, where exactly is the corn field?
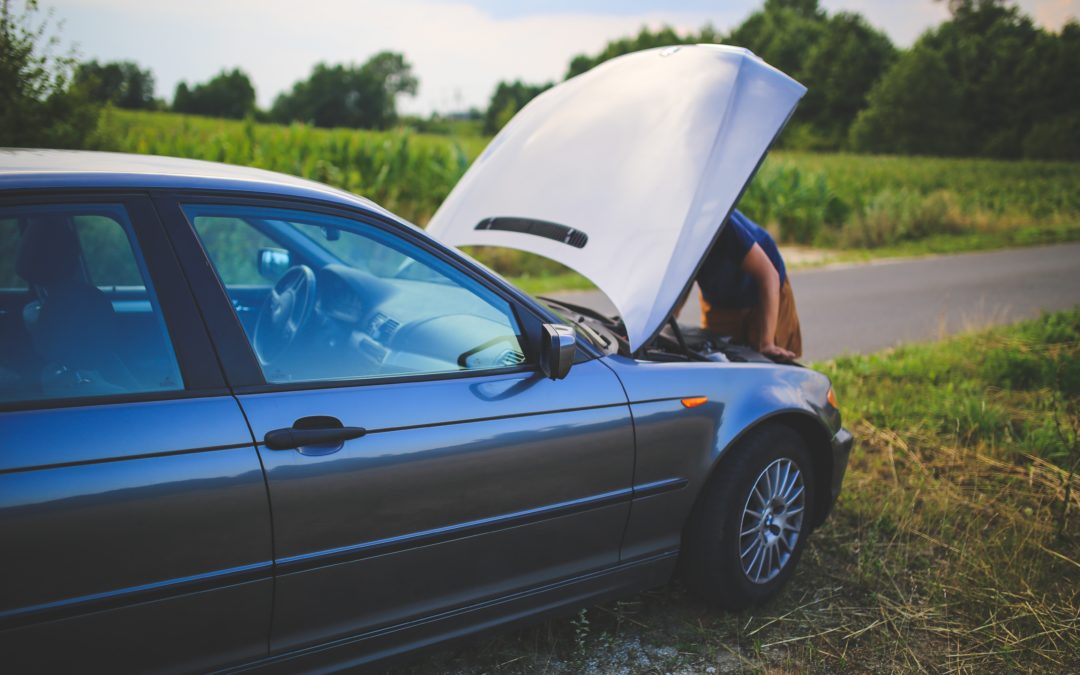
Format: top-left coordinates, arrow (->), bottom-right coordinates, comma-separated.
95,109 -> 487,225
96,109 -> 1080,257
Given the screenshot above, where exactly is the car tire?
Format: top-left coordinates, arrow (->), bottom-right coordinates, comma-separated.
681,424 -> 816,610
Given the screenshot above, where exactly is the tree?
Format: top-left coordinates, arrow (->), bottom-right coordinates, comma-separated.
851,0 -> 1077,158
0,0 -> 98,147
173,68 -> 256,119
360,51 -> 419,125
564,25 -> 713,79
481,80 -> 552,135
482,24 -> 718,136
1018,20 -> 1080,160
849,47 -> 969,155
726,0 -> 827,80
798,13 -> 895,146
549,4 -> 894,151
75,60 -> 156,110
724,0 -> 899,149
271,51 -> 418,129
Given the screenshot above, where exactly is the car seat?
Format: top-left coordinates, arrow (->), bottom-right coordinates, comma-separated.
16,217 -> 140,397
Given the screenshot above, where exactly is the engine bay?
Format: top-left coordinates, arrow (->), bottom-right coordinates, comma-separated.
538,297 -> 776,365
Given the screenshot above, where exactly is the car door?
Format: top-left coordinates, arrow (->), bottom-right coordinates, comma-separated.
156,194 -> 635,653
0,195 -> 273,673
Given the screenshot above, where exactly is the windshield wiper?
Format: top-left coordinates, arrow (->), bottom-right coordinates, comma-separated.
537,296 -> 616,325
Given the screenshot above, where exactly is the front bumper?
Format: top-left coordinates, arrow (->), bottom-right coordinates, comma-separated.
819,427 -> 853,525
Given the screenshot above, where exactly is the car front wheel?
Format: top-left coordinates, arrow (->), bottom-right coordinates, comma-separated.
681,424 -> 816,609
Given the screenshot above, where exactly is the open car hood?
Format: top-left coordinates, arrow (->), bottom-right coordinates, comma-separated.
426,45 -> 805,351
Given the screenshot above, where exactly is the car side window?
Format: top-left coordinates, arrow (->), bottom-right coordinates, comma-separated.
0,204 -> 184,405
0,217 -> 27,290
184,204 -> 528,385
75,214 -> 146,287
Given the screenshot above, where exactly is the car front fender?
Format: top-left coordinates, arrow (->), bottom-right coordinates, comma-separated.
599,355 -> 844,560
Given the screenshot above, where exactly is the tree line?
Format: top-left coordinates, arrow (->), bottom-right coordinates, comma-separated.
73,54 -> 417,130
1,0 -> 419,146
486,0 -> 1079,160
2,0 -> 1077,159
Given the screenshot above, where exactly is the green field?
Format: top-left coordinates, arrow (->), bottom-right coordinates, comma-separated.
94,109 -> 1080,285
94,109 -> 488,225
393,310 -> 1080,673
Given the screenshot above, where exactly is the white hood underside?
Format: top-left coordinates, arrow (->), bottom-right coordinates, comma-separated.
426,45 -> 806,351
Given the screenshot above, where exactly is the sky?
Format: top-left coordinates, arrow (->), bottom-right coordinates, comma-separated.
44,0 -> 1079,115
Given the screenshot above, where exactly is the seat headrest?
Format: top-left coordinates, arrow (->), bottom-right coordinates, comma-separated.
15,217 -> 81,286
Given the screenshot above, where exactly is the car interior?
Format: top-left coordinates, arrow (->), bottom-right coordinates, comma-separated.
0,207 -> 183,404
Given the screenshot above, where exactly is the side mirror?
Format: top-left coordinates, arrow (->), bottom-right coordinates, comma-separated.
258,248 -> 291,280
540,324 -> 576,380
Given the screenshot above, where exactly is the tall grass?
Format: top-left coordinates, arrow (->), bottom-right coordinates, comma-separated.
95,109 -> 1080,267
742,152 -> 1080,247
94,109 -> 486,224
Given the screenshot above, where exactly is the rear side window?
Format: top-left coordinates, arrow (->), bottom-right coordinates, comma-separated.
75,215 -> 144,287
0,218 -> 26,290
0,204 -> 184,405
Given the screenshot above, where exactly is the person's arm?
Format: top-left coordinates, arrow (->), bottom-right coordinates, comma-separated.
741,243 -> 795,361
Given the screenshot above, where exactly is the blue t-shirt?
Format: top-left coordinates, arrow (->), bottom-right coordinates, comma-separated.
697,210 -> 787,309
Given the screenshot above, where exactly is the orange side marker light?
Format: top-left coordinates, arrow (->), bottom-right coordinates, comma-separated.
827,388 -> 839,409
681,396 -> 708,408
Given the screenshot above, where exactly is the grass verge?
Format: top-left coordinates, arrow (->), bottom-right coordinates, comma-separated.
786,222 -> 1080,271
392,310 -> 1080,673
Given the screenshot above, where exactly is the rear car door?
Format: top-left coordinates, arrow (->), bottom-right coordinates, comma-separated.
0,194 -> 273,673
158,195 -> 635,654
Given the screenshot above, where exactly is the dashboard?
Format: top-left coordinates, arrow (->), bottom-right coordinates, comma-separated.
284,263 -> 527,381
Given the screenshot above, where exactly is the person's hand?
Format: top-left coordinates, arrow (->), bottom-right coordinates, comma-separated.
759,342 -> 796,362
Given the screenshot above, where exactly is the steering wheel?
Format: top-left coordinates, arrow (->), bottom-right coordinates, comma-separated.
253,264 -> 317,364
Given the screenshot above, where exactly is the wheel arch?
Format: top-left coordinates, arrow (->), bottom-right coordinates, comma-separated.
703,409 -> 835,531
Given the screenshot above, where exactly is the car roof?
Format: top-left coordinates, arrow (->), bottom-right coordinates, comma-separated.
0,148 -> 394,217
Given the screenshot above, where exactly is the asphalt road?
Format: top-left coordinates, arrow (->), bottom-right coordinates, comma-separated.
552,242 -> 1080,361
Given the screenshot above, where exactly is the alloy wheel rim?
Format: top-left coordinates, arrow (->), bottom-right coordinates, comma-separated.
738,457 -> 805,584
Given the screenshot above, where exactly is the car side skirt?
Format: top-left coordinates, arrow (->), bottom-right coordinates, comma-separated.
218,550 -> 678,674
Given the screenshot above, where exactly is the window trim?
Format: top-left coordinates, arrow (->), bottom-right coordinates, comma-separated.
0,190 -> 229,412
152,189 -> 596,393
